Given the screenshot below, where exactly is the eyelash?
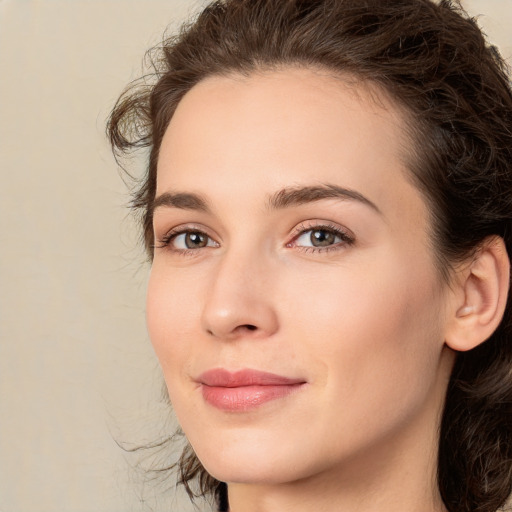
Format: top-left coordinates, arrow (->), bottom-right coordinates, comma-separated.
288,222 -> 355,253
154,222 -> 355,256
153,225 -> 218,257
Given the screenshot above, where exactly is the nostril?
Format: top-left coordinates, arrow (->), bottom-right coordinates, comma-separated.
206,324 -> 259,337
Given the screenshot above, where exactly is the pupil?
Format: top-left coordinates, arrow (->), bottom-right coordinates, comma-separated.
311,230 -> 335,247
186,232 -> 206,248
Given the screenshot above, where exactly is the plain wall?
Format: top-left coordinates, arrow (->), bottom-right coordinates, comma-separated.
0,1 -> 511,511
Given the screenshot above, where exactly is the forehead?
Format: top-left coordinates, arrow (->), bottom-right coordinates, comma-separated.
157,67 -> 422,220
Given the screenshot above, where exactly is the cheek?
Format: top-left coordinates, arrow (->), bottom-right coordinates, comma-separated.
283,251 -> 445,417
146,265 -> 199,376
287,249 -> 441,344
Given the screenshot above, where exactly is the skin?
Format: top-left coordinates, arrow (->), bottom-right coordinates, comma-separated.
147,67 -> 457,512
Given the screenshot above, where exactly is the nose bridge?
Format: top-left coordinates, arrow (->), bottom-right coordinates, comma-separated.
201,241 -> 278,339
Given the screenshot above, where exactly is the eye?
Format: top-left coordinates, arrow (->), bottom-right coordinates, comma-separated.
296,229 -> 340,247
172,231 -> 216,250
155,227 -> 219,253
289,223 -> 355,251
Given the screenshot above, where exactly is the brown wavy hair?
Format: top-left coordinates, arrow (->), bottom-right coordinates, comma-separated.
107,1 -> 512,511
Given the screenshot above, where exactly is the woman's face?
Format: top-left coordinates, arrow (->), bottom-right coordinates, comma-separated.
147,68 -> 454,486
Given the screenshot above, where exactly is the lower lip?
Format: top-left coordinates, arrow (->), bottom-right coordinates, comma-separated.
201,383 -> 304,411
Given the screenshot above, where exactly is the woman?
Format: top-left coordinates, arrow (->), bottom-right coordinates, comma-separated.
108,0 -> 512,511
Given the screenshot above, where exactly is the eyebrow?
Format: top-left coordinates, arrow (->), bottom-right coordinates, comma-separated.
267,184 -> 381,213
151,183 -> 381,215
151,191 -> 210,213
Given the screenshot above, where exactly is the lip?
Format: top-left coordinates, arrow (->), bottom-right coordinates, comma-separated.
197,368 -> 306,411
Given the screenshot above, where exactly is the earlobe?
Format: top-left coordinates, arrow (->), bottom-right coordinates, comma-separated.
445,236 -> 510,352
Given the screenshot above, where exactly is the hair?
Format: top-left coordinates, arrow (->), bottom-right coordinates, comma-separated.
107,1 -> 512,511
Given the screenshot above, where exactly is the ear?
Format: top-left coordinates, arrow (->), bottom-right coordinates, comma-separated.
445,236 -> 510,352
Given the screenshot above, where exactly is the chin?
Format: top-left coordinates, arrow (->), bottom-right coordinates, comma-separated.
190,433 -> 311,485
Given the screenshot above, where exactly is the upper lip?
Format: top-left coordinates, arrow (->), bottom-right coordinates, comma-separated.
198,368 -> 306,387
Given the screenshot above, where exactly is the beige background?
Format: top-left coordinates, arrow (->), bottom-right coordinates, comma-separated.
0,1 -> 511,511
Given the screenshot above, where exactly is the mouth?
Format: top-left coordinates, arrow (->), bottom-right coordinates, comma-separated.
197,368 -> 306,411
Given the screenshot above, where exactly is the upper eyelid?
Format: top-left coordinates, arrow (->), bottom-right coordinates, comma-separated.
157,221 -> 349,236
158,222 -> 217,239
290,221 -> 354,238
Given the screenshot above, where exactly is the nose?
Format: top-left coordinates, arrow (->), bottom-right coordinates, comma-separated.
201,250 -> 279,340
